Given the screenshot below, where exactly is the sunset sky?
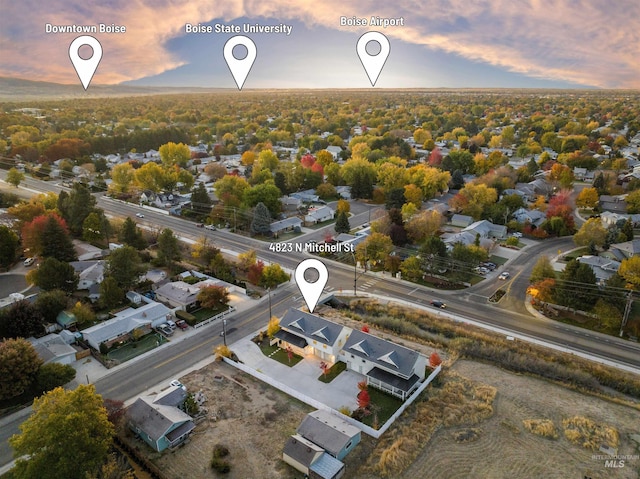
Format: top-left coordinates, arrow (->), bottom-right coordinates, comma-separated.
1,0 -> 639,90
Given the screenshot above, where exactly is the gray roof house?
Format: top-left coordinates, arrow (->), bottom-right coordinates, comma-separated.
70,260 -> 105,291
155,274 -> 241,311
275,308 -> 350,362
341,329 -> 427,400
305,206 -> 335,225
577,256 -> 621,285
513,207 -> 546,228
283,434 -> 345,479
610,239 -> 640,259
269,217 -> 303,235
28,333 -> 77,366
464,220 -> 507,240
599,195 -> 627,214
128,387 -> 195,452
451,214 -> 474,228
297,410 -> 361,461
82,301 -> 172,350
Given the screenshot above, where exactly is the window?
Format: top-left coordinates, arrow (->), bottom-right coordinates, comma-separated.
346,440 -> 353,450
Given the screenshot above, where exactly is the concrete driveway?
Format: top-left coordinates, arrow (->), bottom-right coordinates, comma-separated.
233,337 -> 361,411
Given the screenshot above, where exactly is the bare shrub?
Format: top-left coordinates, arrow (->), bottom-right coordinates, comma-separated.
562,416 -> 619,451
523,419 -> 558,439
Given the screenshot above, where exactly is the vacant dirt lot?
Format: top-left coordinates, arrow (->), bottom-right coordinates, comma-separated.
128,357 -> 640,479
149,360 -> 312,479
400,361 -> 640,479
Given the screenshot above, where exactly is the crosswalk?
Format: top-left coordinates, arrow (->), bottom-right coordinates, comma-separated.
357,279 -> 378,291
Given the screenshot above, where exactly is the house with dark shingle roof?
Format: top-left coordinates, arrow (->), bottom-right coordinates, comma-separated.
297,410 -> 361,461
275,308 -> 350,362
341,329 -> 427,400
283,434 -> 345,479
127,386 -> 194,452
275,309 -> 428,401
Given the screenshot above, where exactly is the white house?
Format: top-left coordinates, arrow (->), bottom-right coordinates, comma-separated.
305,206 -> 335,225
70,261 -> 105,291
82,301 -> 173,350
274,309 -> 350,362
275,309 -> 429,400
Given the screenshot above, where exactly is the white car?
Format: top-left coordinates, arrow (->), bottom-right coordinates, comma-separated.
498,271 -> 511,280
204,224 -> 216,230
511,232 -> 522,238
170,380 -> 186,391
135,213 -> 144,218
23,257 -> 36,266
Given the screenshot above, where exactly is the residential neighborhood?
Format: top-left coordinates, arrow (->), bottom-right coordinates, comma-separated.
1,85 -> 640,479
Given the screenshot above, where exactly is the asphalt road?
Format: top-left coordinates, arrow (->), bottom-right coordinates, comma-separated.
2,172 -> 640,469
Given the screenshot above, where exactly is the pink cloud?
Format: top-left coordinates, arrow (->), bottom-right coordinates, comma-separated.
0,0 -> 638,88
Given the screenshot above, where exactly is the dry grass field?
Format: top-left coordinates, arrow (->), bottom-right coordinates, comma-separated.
126,349 -> 640,479
396,361 -> 640,479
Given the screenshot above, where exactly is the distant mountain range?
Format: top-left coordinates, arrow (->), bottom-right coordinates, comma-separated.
0,77 -> 231,101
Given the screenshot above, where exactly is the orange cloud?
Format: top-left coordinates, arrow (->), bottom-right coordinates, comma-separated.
1,0 -> 638,88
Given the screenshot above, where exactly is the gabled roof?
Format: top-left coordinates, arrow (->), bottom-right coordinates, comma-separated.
128,396 -> 194,443
297,410 -> 360,457
280,308 -> 344,347
343,329 -> 420,379
283,434 -> 323,467
83,302 -> 171,346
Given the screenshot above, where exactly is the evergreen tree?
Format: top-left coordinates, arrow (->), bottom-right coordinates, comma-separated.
30,257 -> 78,293
555,259 -> 597,309
157,228 -> 180,265
191,182 -> 212,214
119,217 -> 146,249
106,246 -> 144,289
450,169 -> 465,190
251,202 -> 272,236
59,184 -> 97,236
622,218 -> 634,241
0,225 -> 19,269
385,188 -> 406,210
334,211 -> 350,234
41,216 -> 77,262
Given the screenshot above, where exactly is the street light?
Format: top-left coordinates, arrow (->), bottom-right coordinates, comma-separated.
222,319 -> 227,347
268,287 -> 273,320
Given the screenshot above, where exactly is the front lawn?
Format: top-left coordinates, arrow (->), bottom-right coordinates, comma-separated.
107,333 -> 168,363
359,387 -> 403,428
318,361 -> 347,383
258,342 -> 303,367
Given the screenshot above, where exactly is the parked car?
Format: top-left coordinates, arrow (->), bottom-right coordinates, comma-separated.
156,324 -> 174,336
170,379 -> 186,390
430,300 -> 447,309
196,223 -> 204,228
166,319 -> 177,330
135,213 -> 144,218
175,319 -> 189,330
511,232 -> 522,238
204,224 -> 216,230
498,271 -> 511,280
482,262 -> 497,270
23,257 -> 36,266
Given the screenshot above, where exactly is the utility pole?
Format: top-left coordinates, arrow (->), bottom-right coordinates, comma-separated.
620,291 -> 633,337
268,287 -> 273,319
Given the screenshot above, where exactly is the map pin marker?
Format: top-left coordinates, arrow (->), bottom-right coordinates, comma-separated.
69,35 -> 102,90
295,258 -> 329,314
356,31 -> 390,86
223,35 -> 257,90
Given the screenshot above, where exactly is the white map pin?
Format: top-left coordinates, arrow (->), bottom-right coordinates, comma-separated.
69,35 -> 102,90
295,258 -> 329,314
223,35 -> 257,90
356,31 -> 390,86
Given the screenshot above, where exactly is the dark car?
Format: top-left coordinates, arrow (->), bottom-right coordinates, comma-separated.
175,319 -> 189,330
196,223 -> 204,228
430,300 -> 447,309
